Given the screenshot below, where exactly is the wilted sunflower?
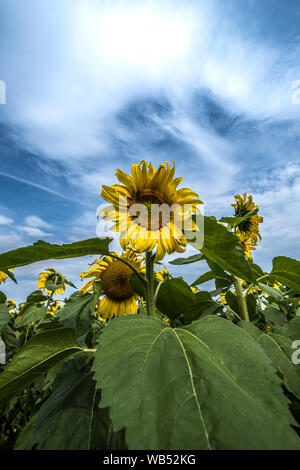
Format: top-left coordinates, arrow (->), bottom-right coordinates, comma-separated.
36,268 -> 66,296
100,160 -> 202,260
239,236 -> 257,260
80,248 -> 145,319
232,193 -> 263,245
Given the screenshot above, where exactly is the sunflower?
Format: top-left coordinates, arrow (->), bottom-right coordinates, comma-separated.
100,160 -> 202,260
231,193 -> 263,245
155,266 -> 171,283
0,269 -> 14,285
5,299 -> 16,313
16,303 -> 24,315
80,247 -> 145,319
239,236 -> 257,260
47,300 -> 61,316
36,268 -> 66,296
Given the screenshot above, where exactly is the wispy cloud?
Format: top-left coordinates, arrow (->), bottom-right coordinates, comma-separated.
20,226 -> 53,238
0,214 -> 13,225
25,215 -> 52,229
0,0 -> 300,291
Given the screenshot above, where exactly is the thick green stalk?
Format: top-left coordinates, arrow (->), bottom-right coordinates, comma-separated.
145,251 -> 155,317
233,277 -> 250,322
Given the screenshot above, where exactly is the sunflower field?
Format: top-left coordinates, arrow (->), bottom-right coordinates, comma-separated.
0,160 -> 300,450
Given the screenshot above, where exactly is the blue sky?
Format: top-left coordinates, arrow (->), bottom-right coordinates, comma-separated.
0,0 -> 300,302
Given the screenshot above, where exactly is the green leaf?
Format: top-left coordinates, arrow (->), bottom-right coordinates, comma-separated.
186,217 -> 255,283
0,328 -> 85,404
26,290 -> 48,304
169,253 -> 205,265
0,291 -> 7,304
129,272 -> 147,299
279,317 -> 300,341
225,291 -> 240,315
262,304 -> 287,329
0,304 -> 10,334
93,315 -> 300,450
205,258 -> 233,290
270,256 -> 300,293
156,278 -> 197,321
15,305 -> 47,328
14,415 -> 38,450
259,283 -> 284,300
16,358 -> 126,450
0,237 -> 112,271
239,321 -> 300,400
56,283 -> 102,338
219,209 -> 258,228
246,293 -> 257,320
192,291 -> 220,319
191,271 -> 215,287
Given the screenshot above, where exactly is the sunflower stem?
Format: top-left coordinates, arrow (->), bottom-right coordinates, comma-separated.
233,277 -> 250,322
145,252 -> 155,317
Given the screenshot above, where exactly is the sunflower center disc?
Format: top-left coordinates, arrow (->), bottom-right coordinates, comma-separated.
101,260 -> 134,301
131,193 -> 171,231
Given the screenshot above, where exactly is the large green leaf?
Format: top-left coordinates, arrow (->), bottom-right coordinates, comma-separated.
0,327 -> 85,404
239,321 -> 300,400
0,237 -> 112,271
15,358 -> 126,450
93,315 -> 300,450
56,282 -> 102,338
186,216 -> 255,283
269,256 -> 300,293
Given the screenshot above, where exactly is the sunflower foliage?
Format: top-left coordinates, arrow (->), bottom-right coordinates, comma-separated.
0,161 -> 300,450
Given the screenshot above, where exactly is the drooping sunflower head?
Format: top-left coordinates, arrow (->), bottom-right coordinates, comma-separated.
36,268 -> 66,296
231,193 -> 263,245
239,235 -> 257,260
100,160 -> 202,260
80,247 -> 145,319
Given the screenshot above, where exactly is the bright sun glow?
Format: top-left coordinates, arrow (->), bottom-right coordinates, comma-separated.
93,5 -> 191,68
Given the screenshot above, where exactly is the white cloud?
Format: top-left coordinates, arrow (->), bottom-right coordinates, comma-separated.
0,215 -> 13,225
2,0 -> 298,164
21,227 -> 53,237
25,215 -> 52,229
